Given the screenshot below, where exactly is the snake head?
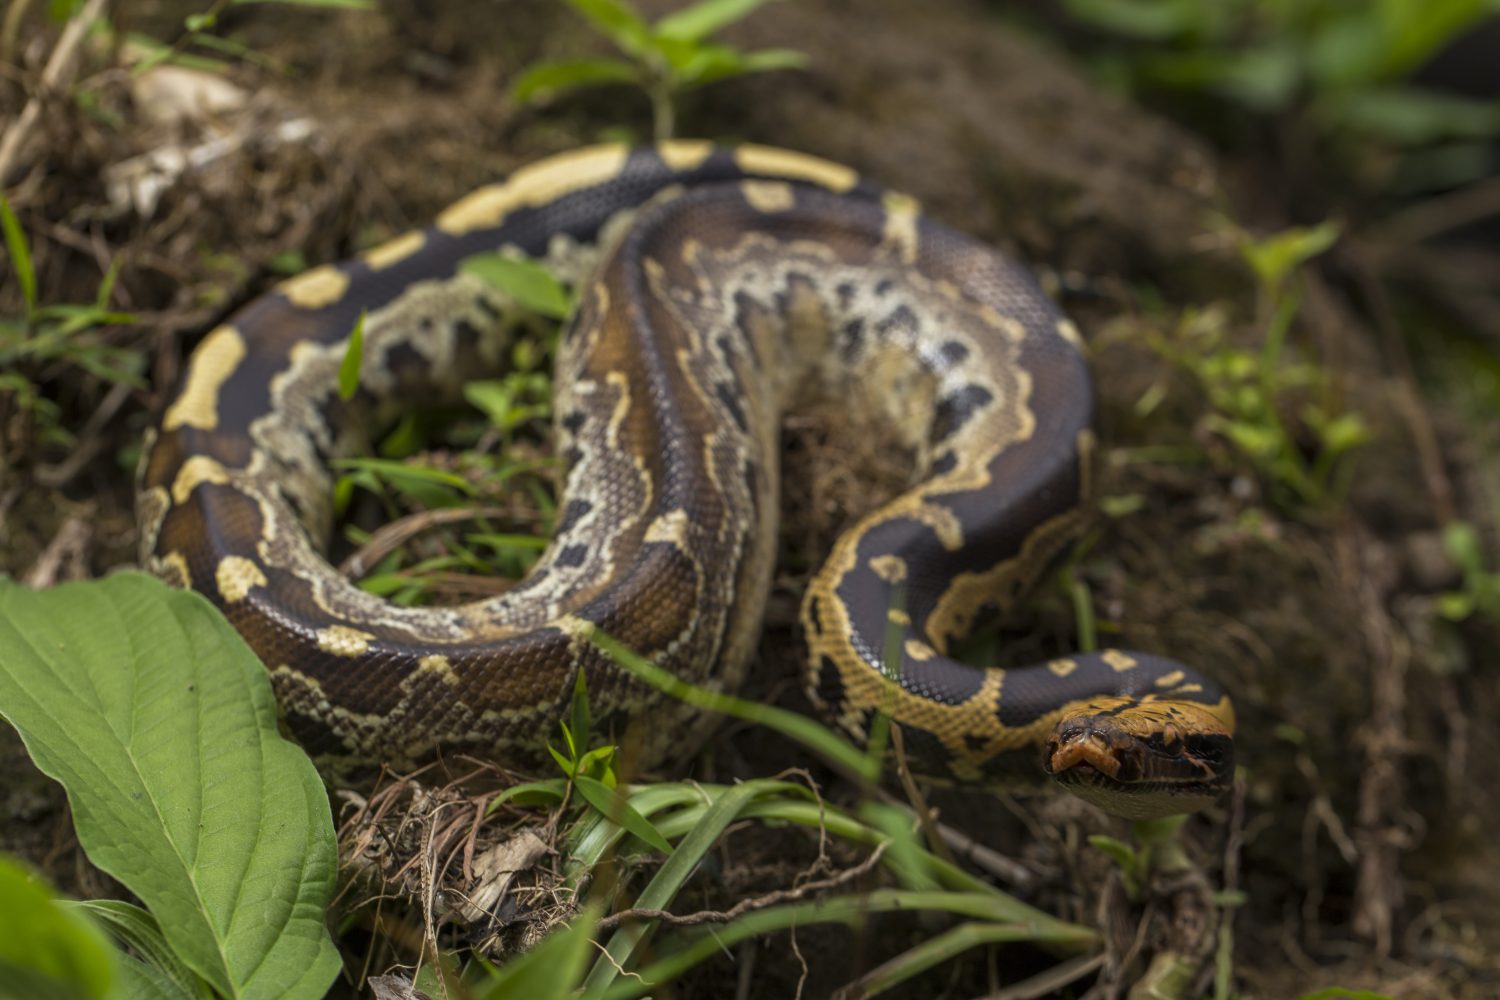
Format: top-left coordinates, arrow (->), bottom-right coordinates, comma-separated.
1042,699 -> 1235,820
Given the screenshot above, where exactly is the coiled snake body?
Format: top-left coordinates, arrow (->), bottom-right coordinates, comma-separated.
138,142 -> 1234,818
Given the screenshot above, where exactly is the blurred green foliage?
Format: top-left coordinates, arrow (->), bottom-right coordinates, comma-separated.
1059,0 -> 1500,190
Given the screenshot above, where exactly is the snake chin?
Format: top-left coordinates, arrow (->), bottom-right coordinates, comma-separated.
1041,714 -> 1235,820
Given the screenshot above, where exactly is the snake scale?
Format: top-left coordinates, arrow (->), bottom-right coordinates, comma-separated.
137,142 -> 1234,818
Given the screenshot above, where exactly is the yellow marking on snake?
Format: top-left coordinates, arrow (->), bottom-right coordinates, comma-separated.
158,551 -> 192,590
881,191 -> 921,264
437,146 -> 631,236
280,265 -> 350,309
905,638 -> 936,662
1048,658 -> 1078,677
644,509 -> 692,547
732,145 -> 858,193
216,556 -> 266,603
1056,319 -> 1083,347
887,608 -> 912,626
163,325 -> 245,431
417,654 -> 460,685
171,455 -> 230,504
317,625 -> 376,657
656,139 -> 714,171
1155,670 -> 1186,687
363,231 -> 427,270
869,554 -> 908,584
740,180 -> 796,213
1102,650 -> 1139,672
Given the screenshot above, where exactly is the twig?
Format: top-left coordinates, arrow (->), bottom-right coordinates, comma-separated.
594,839 -> 891,933
34,380 -> 134,489
21,507 -> 94,587
1339,524 -> 1412,958
1,0 -> 38,71
889,723 -> 959,869
1338,250 -> 1456,524
926,811 -> 1037,893
0,0 -> 110,187
1370,175 -> 1500,249
338,505 -> 516,579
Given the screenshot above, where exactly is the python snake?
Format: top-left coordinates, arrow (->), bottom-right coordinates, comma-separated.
137,142 -> 1234,818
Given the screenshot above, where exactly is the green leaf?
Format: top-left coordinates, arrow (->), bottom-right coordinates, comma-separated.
1060,0 -> 1201,41
1435,591 -> 1476,621
1298,989 -> 1396,1000
654,0 -> 782,42
573,774 -> 674,854
591,631 -> 883,784
1442,520 -> 1484,574
478,905 -> 601,999
0,574 -> 341,1000
491,779 -> 569,809
1327,87 -> 1500,145
1087,834 -> 1137,872
569,670 -> 592,763
675,45 -> 807,89
548,742 -> 578,777
331,456 -> 476,497
461,254 -> 572,319
338,309 -> 365,400
67,900 -> 205,1000
0,194 -> 37,315
1239,221 -> 1341,294
562,0 -> 654,58
231,0 -> 376,8
0,856 -> 116,1000
510,57 -> 641,104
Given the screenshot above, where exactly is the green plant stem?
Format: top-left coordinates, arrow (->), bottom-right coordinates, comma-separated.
600,890 -> 1096,1000
650,80 -> 675,140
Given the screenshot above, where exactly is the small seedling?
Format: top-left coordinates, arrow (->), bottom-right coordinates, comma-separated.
1436,520 -> 1500,622
513,0 -> 808,140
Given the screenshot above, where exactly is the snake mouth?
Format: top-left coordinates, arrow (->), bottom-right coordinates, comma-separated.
1042,715 -> 1234,820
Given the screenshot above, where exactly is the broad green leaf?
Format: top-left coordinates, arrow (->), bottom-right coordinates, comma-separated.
573,774 -> 674,854
0,194 -> 37,315
338,309 -> 365,400
461,254 -> 572,318
477,906 -> 600,999
0,856 -> 115,1000
0,575 -> 341,1000
563,0 -> 654,58
654,0 -> 783,42
510,57 -> 641,103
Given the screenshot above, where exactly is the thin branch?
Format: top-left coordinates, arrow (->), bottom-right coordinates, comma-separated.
595,839 -> 890,933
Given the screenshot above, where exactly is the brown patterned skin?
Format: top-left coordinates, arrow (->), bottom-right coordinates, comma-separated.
137,142 -> 1234,818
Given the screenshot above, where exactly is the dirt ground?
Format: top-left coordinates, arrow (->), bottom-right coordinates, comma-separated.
3,0 -> 1499,996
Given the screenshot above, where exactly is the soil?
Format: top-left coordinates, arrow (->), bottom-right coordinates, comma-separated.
3,1 -> 1498,997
